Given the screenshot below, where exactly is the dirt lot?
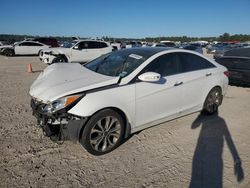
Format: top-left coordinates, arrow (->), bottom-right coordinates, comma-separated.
0,54 -> 250,188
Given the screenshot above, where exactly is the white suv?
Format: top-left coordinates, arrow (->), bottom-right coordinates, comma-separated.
39,40 -> 113,64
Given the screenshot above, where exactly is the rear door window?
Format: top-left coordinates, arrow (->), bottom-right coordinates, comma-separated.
88,41 -> 107,49
176,52 -> 216,73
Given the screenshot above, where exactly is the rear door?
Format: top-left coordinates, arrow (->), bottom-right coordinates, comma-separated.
14,42 -> 29,55
28,42 -> 44,54
175,52 -> 217,111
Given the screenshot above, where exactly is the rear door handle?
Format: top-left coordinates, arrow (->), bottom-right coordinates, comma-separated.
206,73 -> 212,77
174,81 -> 183,86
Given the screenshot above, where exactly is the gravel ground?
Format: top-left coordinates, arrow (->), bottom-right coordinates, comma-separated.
0,54 -> 250,188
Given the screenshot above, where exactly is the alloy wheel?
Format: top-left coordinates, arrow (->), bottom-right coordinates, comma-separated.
205,89 -> 221,114
90,116 -> 121,152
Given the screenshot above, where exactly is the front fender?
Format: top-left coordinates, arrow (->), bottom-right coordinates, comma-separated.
68,84 -> 135,127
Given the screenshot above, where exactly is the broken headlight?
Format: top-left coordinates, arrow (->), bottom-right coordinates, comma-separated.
43,95 -> 82,114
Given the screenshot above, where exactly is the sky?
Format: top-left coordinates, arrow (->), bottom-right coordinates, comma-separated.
0,0 -> 250,38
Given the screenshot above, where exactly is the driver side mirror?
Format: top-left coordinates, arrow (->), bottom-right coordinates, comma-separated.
138,72 -> 161,82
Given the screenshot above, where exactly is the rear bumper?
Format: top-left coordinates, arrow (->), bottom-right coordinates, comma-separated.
31,99 -> 87,142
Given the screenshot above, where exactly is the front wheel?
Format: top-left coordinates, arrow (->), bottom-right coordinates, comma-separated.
80,109 -> 125,155
203,87 -> 222,115
52,56 -> 67,64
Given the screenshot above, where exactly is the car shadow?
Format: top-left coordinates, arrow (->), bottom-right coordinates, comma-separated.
189,112 -> 244,188
32,70 -> 43,73
229,82 -> 250,88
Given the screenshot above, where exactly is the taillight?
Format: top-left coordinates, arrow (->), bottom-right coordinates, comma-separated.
224,71 -> 230,77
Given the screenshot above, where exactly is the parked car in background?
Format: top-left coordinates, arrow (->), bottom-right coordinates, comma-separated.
39,40 -> 113,64
125,41 -> 142,48
179,44 -> 203,54
160,41 -> 176,47
1,41 -> 50,56
110,42 -> 122,51
32,37 -> 59,47
207,43 -> 225,53
207,43 -> 240,54
214,47 -> 250,86
191,41 -> 209,47
239,42 -> 250,48
151,43 -> 168,47
30,47 -> 228,155
0,44 -> 12,54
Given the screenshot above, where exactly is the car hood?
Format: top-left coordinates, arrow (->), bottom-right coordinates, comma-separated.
29,63 -> 120,103
0,45 -> 13,50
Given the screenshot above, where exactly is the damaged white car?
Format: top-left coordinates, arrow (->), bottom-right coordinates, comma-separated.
30,48 -> 228,155
39,40 -> 113,64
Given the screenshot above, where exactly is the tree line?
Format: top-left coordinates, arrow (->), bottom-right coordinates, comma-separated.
0,33 -> 250,44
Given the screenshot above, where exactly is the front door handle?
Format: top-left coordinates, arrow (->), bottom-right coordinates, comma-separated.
206,73 -> 212,77
174,81 -> 183,86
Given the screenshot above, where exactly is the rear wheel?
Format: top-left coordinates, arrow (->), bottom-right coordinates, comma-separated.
203,87 -> 222,115
80,109 -> 125,155
3,48 -> 14,56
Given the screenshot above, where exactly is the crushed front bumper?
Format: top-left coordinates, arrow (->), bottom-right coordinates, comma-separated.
31,99 -> 87,143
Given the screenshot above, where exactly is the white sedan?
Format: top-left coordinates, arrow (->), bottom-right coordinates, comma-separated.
39,40 -> 113,64
30,48 -> 229,155
1,41 -> 50,56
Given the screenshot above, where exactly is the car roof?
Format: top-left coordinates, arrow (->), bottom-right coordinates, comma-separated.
224,47 -> 250,57
76,39 -> 108,43
115,47 -> 172,57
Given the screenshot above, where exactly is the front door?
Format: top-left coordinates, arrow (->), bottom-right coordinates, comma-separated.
135,53 -> 184,128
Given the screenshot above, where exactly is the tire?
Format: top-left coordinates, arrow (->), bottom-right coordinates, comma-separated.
3,48 -> 14,56
80,109 -> 125,155
38,50 -> 43,56
52,56 -> 67,63
203,87 -> 222,115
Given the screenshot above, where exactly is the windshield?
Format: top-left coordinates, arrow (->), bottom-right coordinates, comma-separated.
84,50 -> 148,77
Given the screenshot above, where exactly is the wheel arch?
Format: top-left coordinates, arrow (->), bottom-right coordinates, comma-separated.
38,49 -> 43,56
58,54 -> 68,62
204,85 -> 223,103
203,85 -> 223,114
211,85 -> 222,92
3,48 -> 15,56
78,106 -> 131,142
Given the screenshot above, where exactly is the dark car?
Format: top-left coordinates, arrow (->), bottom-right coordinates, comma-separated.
181,44 -> 203,54
214,47 -> 250,86
32,37 -> 59,47
160,41 -> 176,47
